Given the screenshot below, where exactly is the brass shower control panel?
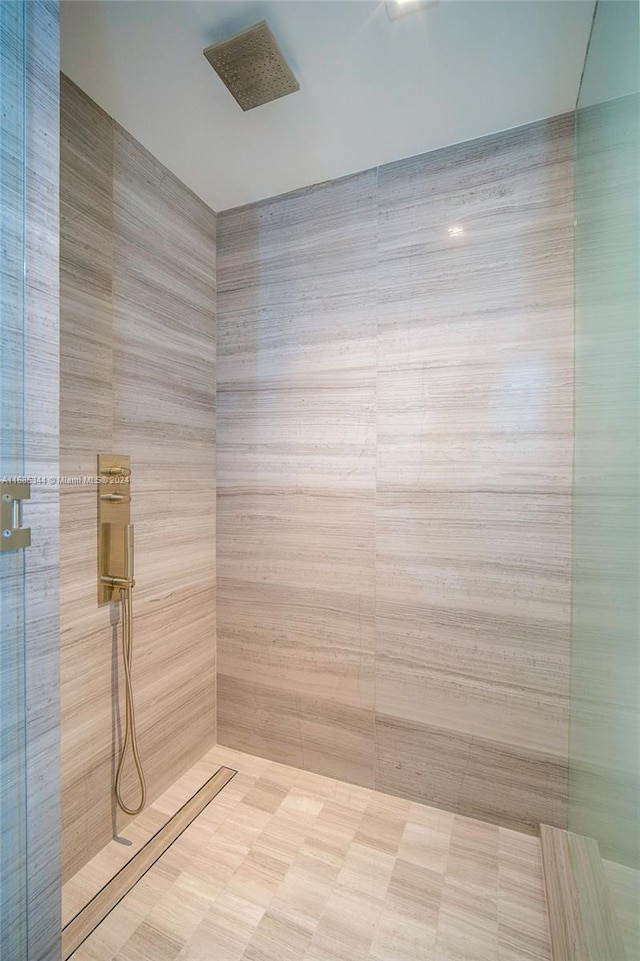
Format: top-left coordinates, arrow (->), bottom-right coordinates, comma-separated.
98,453 -> 132,605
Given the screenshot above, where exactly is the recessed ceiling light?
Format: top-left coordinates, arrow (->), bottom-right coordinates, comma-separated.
386,0 -> 438,22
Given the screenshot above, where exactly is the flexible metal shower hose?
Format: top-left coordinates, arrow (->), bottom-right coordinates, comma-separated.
114,585 -> 147,815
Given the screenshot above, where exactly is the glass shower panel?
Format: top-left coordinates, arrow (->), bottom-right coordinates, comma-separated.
0,0 -> 28,956
571,0 -> 639,956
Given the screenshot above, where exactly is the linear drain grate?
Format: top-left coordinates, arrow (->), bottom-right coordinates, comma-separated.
62,766 -> 236,959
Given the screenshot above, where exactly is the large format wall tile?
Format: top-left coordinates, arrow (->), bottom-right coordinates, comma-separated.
217,171 -> 377,787
60,76 -> 217,880
375,492 -> 570,756
375,715 -> 569,835
217,116 -> 574,832
375,116 -> 574,831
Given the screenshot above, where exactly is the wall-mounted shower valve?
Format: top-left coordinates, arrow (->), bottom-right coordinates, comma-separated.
97,454 -> 132,604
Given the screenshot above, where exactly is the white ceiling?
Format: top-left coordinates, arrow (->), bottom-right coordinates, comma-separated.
61,0 -> 595,212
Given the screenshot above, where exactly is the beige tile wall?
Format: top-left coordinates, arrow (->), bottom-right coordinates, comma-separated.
217,170 -> 378,787
60,86 -> 572,866
217,115 -> 574,833
60,76 -> 217,880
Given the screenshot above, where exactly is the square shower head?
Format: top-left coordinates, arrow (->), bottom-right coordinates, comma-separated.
203,21 -> 300,112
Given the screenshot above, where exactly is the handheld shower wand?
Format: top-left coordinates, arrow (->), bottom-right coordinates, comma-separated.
98,454 -> 147,816
112,525 -> 146,816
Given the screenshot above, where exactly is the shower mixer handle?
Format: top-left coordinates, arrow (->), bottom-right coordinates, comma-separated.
100,465 -> 132,478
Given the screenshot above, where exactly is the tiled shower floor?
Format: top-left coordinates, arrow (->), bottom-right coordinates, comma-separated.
64,745 -> 552,961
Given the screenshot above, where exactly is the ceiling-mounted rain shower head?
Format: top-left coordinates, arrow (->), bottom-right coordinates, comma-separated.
203,21 -> 300,112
